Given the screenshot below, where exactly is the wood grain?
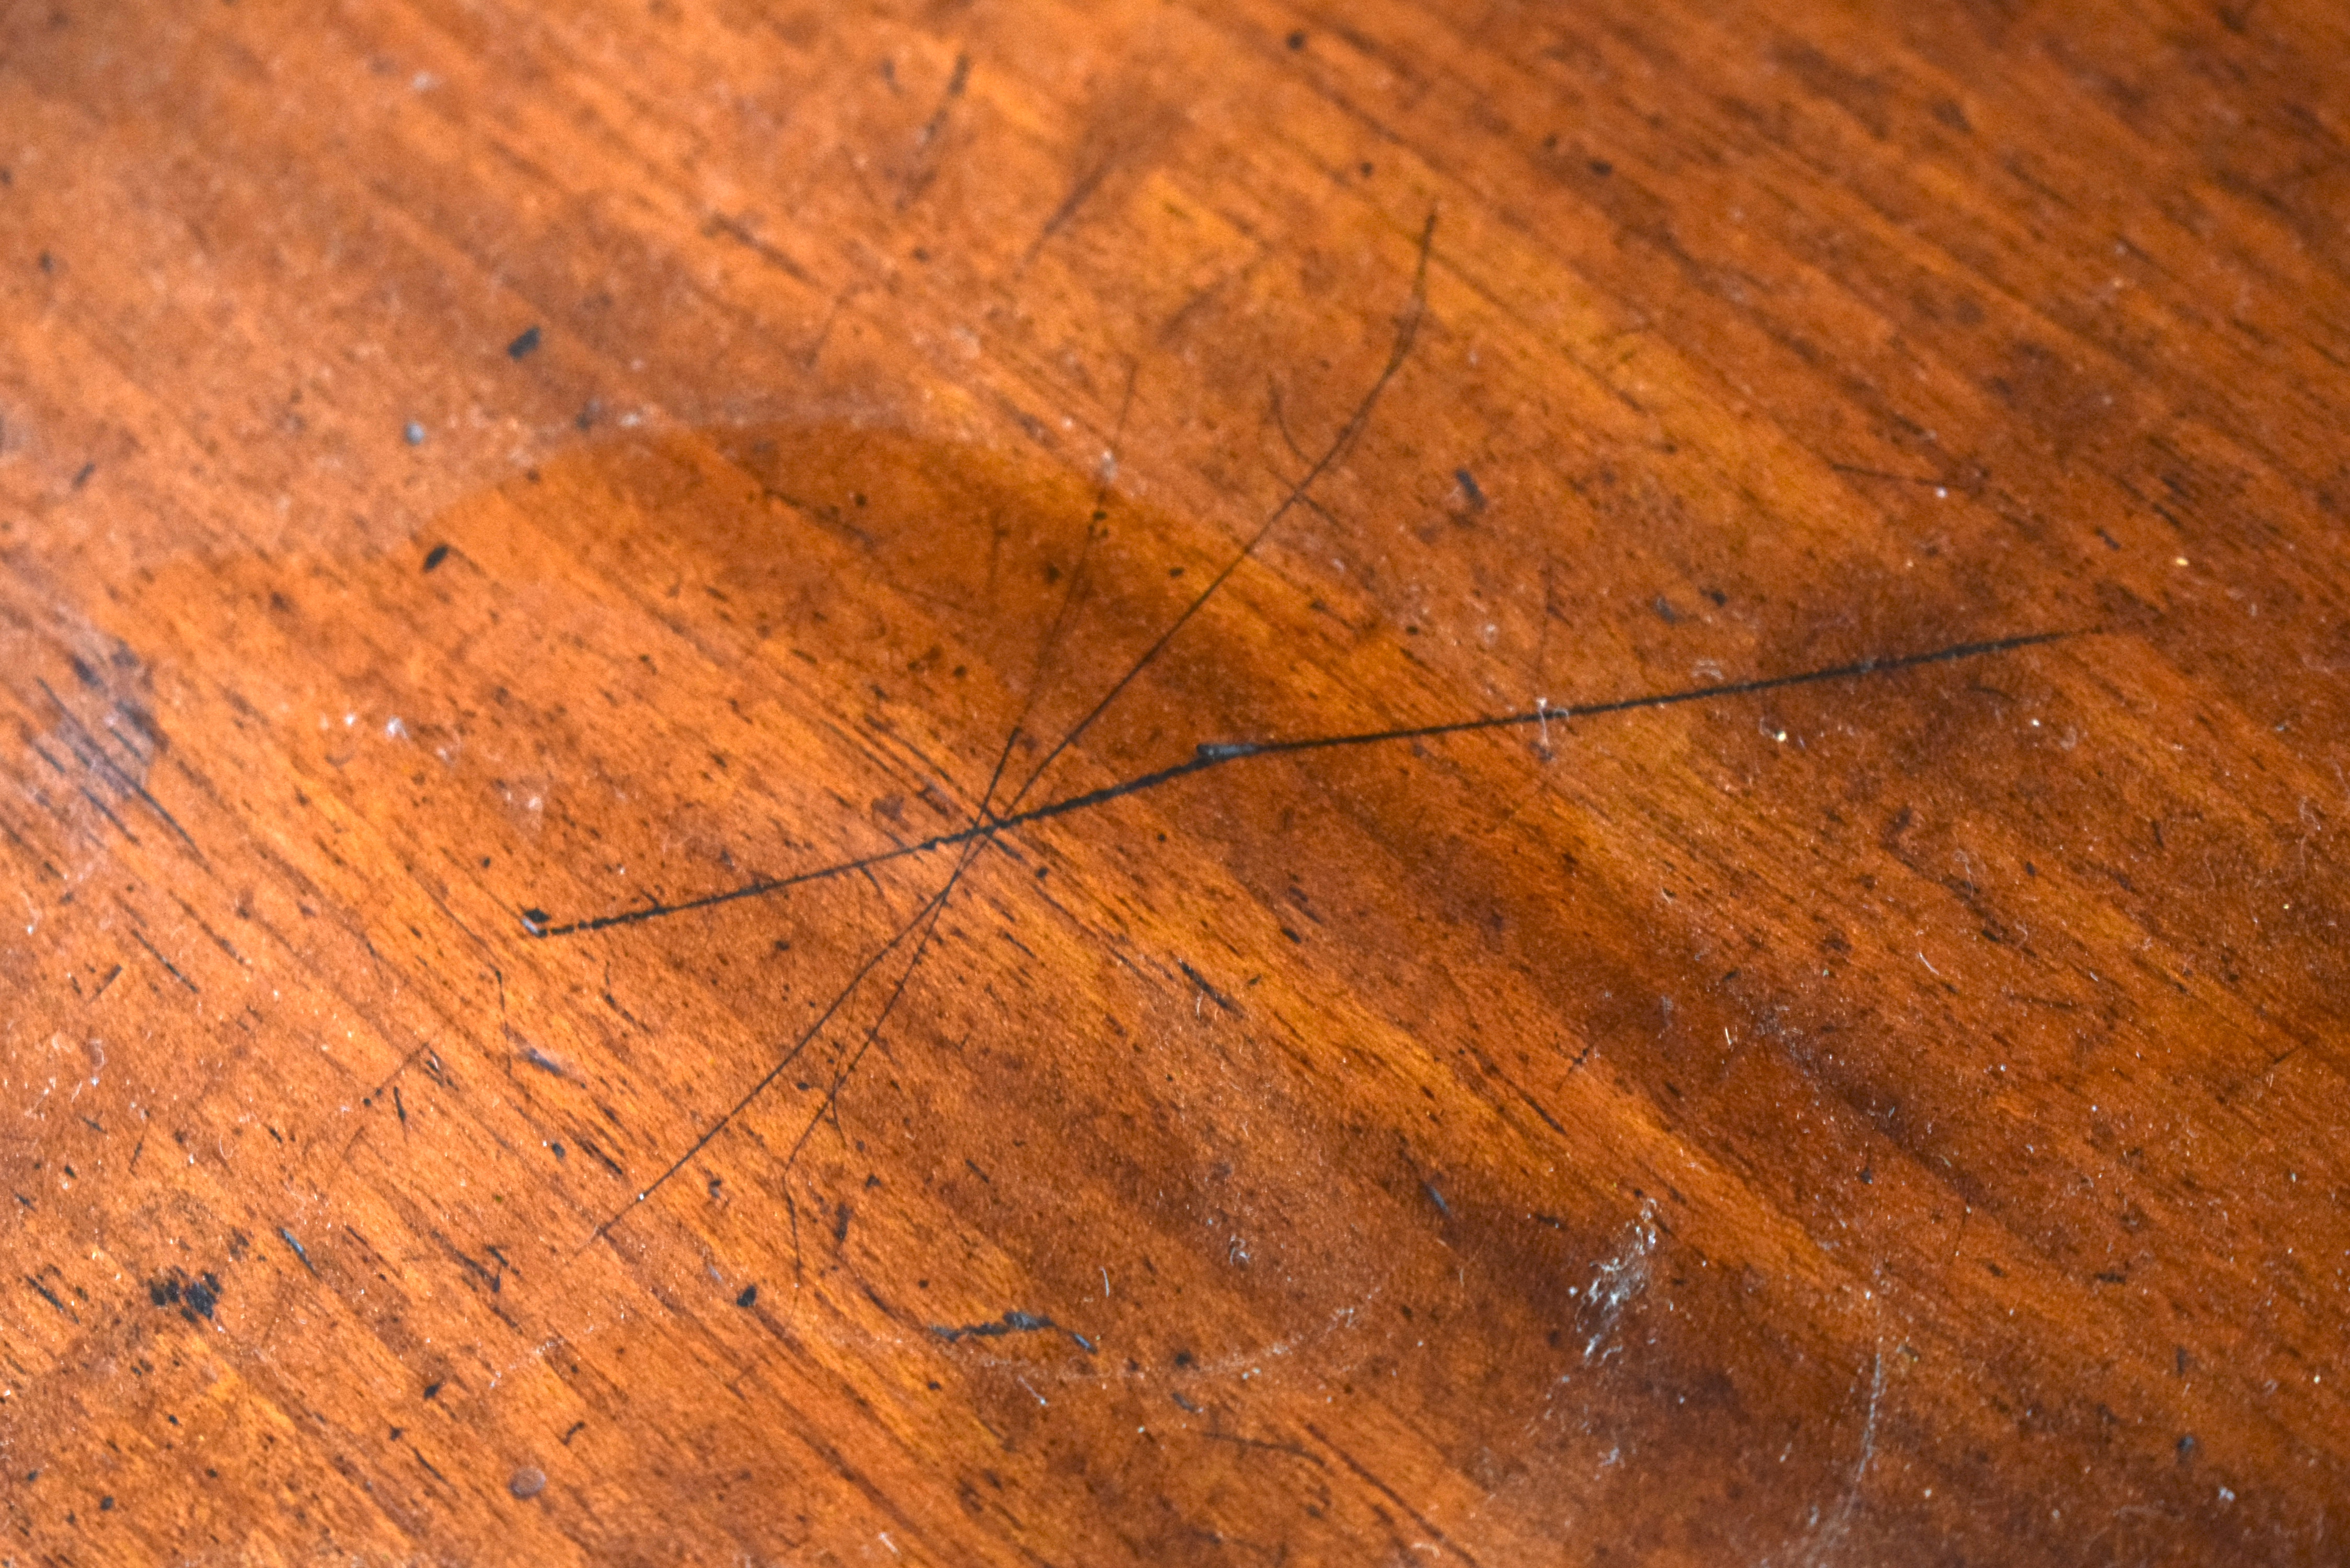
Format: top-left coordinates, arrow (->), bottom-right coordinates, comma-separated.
3,1 -> 2347,1562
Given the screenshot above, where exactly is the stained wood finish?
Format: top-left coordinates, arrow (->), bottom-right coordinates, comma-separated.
4,2 -> 2347,1562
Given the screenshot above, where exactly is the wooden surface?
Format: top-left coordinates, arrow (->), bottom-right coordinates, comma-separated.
3,1 -> 2347,1562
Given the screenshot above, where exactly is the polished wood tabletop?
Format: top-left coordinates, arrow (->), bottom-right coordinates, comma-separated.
4,2 -> 2347,1562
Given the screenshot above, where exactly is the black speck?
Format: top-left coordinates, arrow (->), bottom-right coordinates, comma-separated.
1589,158 -> 1614,176
1286,29 -> 1306,49
1858,1167 -> 1873,1185
506,325 -> 542,360
1652,595 -> 1679,624
736,1284 -> 757,1308
549,1142 -> 566,1160
182,1272 -> 220,1319
422,543 -> 450,572
100,1496 -> 114,1511
423,1380 -> 444,1400
520,907 -> 551,933
2176,1433 -> 2197,1462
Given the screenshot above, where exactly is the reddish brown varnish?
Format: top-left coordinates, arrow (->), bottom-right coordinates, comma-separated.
2,4 -> 2347,1564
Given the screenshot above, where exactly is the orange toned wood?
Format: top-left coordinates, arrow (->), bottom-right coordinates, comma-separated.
3,2 -> 2347,1562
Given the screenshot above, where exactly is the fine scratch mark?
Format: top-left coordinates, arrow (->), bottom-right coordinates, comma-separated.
1582,1200 -> 1657,1361
1203,1429 -> 1327,1466
1024,152 -> 1121,266
1806,1345 -> 1887,1567
526,629 -> 2078,938
1308,1424 -> 1485,1567
900,51 -> 974,207
1002,208 -> 1438,816
575,355 -> 1157,1258
128,928 -> 199,994
37,678 -> 204,860
586,737 -> 1018,1255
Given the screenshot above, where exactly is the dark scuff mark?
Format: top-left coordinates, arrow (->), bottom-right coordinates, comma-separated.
25,1273 -> 79,1323
279,1226 -> 317,1274
38,677 -> 203,858
1179,959 -> 1241,1016
506,325 -> 542,360
929,1309 -> 1097,1354
145,1269 -> 221,1322
518,1043 -> 571,1079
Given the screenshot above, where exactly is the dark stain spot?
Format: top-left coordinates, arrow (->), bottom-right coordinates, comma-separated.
506,325 -> 542,360
423,543 -> 451,572
736,1284 -> 758,1308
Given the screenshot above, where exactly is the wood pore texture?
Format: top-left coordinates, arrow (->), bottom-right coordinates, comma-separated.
3,2 -> 2347,1563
